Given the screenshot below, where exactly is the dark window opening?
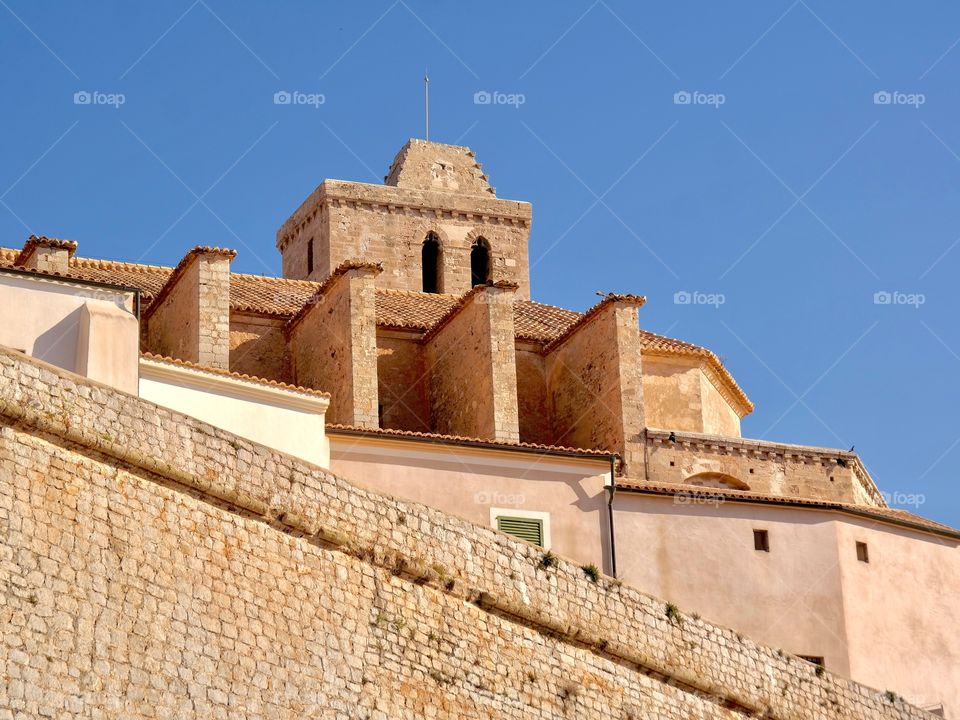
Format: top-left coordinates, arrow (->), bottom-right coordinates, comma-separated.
422,233 -> 442,293
470,237 -> 491,287
799,655 -> 825,668
306,237 -> 314,275
753,529 -> 770,552
856,541 -> 869,563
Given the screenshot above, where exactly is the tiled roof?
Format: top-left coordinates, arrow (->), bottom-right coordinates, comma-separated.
0,245 -> 750,410
327,423 -> 615,458
377,288 -> 460,330
141,352 -> 331,399
514,300 -> 580,343
618,480 -> 960,539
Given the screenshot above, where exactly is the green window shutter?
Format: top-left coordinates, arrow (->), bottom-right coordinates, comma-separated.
496,516 -> 544,547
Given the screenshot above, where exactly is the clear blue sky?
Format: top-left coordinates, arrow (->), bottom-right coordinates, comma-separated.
3,2 -> 960,525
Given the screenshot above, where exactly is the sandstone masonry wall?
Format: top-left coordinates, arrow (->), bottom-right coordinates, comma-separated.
375,331 -> 430,432
0,347 -> 933,720
229,312 -> 291,384
287,265 -> 379,427
144,249 -> 233,369
424,284 -> 520,442
646,429 -> 884,505
545,298 -> 646,474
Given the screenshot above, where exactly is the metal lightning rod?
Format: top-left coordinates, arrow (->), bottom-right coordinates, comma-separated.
424,69 -> 430,141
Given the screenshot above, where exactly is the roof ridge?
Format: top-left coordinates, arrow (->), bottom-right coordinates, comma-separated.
326,423 -> 614,457
375,287 -> 460,299
71,256 -> 175,273
231,271 -> 319,288
141,352 -> 331,398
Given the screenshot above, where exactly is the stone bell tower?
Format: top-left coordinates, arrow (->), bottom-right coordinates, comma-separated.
276,139 -> 533,298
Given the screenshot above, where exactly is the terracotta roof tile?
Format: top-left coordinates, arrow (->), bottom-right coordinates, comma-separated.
376,288 -> 459,330
618,481 -> 960,539
514,300 -> 580,342
141,352 -> 331,399
327,423 -> 615,458
0,246 -> 751,410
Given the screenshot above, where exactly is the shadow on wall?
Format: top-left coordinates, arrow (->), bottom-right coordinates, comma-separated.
33,309 -> 83,373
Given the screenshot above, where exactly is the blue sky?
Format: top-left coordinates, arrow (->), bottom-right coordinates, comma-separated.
2,2 -> 960,525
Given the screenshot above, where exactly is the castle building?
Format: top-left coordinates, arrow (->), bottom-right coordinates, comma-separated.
0,139 -> 957,715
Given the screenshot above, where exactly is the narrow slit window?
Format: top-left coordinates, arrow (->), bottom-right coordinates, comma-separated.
422,233 -> 441,293
470,237 -> 491,286
856,541 -> 869,563
306,237 -> 314,275
799,655 -> 825,668
753,529 -> 770,552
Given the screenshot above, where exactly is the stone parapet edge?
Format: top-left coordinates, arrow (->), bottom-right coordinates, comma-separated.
0,346 -> 932,720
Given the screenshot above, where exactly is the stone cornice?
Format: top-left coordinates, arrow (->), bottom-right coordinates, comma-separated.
645,429 -> 886,507
276,179 -> 532,250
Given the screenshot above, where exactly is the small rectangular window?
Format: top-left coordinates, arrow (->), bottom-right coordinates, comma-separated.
856,541 -> 869,563
306,237 -> 314,275
496,515 -> 544,547
753,529 -> 770,552
799,655 -> 825,668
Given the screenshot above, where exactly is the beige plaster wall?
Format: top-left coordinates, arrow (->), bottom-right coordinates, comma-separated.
0,272 -> 138,393
329,434 -> 611,572
139,359 -> 330,468
837,519 -> 960,713
613,493 -> 960,712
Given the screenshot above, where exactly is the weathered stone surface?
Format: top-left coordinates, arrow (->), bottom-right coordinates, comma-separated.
0,347 -> 935,719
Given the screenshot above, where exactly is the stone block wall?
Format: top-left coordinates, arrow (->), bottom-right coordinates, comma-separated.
424,284 -> 520,442
143,248 -> 234,369
229,312 -> 291,384
286,264 -> 380,427
375,331 -> 430,432
0,346 -> 935,719
645,429 -> 885,505
544,297 -> 646,474
276,181 -> 532,297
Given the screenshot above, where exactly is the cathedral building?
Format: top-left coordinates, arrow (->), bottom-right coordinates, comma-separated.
1,138 -> 956,715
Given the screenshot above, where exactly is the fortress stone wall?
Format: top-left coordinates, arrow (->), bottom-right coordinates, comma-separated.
0,347 -> 935,719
